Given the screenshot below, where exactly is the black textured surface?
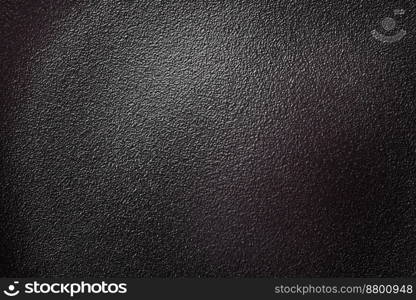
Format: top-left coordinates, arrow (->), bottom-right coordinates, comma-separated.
1,0 -> 416,277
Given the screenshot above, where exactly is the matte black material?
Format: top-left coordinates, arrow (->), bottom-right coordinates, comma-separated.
1,0 -> 416,277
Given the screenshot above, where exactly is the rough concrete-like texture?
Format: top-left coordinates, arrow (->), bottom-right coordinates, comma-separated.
1,0 -> 416,277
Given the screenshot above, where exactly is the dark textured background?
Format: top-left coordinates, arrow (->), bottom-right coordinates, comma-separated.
1,0 -> 416,277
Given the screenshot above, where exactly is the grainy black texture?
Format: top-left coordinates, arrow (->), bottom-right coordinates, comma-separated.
1,0 -> 416,277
